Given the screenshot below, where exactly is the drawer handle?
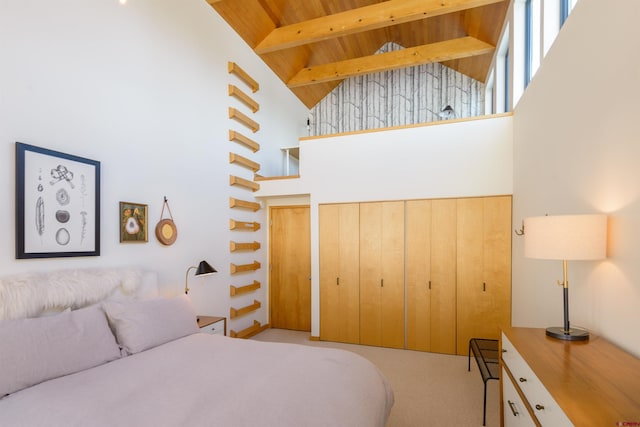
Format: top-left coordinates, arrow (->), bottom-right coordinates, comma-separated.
502,349 -> 507,353
535,404 -> 545,411
507,400 -> 519,417
518,377 -> 527,382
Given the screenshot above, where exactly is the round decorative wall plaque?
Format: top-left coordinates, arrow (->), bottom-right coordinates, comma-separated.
155,197 -> 177,246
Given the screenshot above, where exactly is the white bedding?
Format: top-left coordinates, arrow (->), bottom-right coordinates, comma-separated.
0,333 -> 394,427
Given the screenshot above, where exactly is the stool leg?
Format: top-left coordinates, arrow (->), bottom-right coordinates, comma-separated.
483,380 -> 487,426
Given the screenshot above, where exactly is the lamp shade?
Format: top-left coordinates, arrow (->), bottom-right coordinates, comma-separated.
195,260 -> 217,276
524,214 -> 607,260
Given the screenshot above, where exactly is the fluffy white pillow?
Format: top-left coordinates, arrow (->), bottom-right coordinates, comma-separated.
0,305 -> 121,397
103,295 -> 198,355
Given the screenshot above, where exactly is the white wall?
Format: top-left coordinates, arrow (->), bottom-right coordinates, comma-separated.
0,0 -> 308,332
257,114 -> 514,336
512,0 -> 640,355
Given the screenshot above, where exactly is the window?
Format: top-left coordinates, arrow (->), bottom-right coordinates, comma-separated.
525,0 -> 541,87
504,48 -> 510,112
561,0 -> 579,26
493,23 -> 510,113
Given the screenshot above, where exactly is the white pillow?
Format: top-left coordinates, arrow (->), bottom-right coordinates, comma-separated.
103,295 -> 198,355
0,304 -> 121,397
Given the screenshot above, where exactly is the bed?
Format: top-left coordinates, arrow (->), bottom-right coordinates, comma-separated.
0,268 -> 394,427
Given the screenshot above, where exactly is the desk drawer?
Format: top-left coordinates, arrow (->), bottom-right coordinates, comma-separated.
501,333 -> 573,426
199,319 -> 225,335
503,367 -> 536,427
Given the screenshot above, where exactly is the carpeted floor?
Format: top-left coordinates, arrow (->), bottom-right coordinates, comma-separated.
252,328 -> 500,427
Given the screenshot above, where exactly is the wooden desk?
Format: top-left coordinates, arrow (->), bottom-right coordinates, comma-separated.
501,327 -> 640,426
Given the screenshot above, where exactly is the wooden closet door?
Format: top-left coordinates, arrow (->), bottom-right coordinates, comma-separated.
360,201 -> 404,349
380,201 -> 405,348
406,199 -> 457,354
429,199 -> 457,354
406,200 -> 432,351
319,203 -> 360,344
456,196 -> 511,355
481,196 -> 511,340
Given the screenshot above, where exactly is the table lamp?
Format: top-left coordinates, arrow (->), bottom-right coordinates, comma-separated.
524,214 -> 606,341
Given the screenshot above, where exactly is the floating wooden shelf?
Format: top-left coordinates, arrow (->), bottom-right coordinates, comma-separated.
253,174 -> 301,182
229,152 -> 260,172
229,130 -> 260,152
230,300 -> 261,319
230,320 -> 262,339
229,219 -> 261,231
228,62 -> 259,93
230,280 -> 261,296
229,107 -> 259,133
228,84 -> 259,113
229,197 -> 261,212
229,175 -> 260,192
230,241 -> 261,252
230,260 -> 261,274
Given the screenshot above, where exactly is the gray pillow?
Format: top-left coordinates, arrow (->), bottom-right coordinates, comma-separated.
103,295 -> 198,355
0,305 -> 121,397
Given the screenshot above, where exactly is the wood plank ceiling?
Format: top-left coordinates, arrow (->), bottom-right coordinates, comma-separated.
208,0 -> 511,109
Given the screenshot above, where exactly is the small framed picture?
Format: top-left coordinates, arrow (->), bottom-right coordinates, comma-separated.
119,202 -> 148,243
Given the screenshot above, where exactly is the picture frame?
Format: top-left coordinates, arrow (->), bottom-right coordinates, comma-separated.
119,201 -> 148,243
15,142 -> 100,259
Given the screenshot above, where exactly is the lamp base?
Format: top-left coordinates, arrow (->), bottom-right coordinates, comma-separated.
546,326 -> 589,341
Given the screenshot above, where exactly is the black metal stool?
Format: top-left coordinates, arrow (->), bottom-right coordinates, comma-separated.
468,338 -> 500,426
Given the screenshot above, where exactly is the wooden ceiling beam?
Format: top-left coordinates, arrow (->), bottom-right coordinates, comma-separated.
255,0 -> 506,54
287,36 -> 494,88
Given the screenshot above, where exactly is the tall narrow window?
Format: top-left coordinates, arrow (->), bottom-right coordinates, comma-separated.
561,0 -> 579,26
525,0 -> 541,88
504,48 -> 510,112
525,0 -> 533,86
560,0 -> 570,25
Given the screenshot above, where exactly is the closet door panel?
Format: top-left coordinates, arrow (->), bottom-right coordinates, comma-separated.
406,200 -> 432,351
380,201 -> 405,349
359,201 -> 404,349
359,202 -> 383,347
456,196 -> 512,355
480,196 -> 512,340
430,199 -> 457,354
457,197 -> 485,355
319,203 -> 360,343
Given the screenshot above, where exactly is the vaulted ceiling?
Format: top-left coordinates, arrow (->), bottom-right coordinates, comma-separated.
208,0 -> 510,109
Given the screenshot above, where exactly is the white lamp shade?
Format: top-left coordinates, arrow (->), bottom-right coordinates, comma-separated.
524,214 -> 607,260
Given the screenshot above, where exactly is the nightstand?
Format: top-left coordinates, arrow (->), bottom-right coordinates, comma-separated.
197,316 -> 226,336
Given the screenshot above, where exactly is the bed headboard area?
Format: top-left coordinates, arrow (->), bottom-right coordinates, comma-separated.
0,267 -> 158,321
